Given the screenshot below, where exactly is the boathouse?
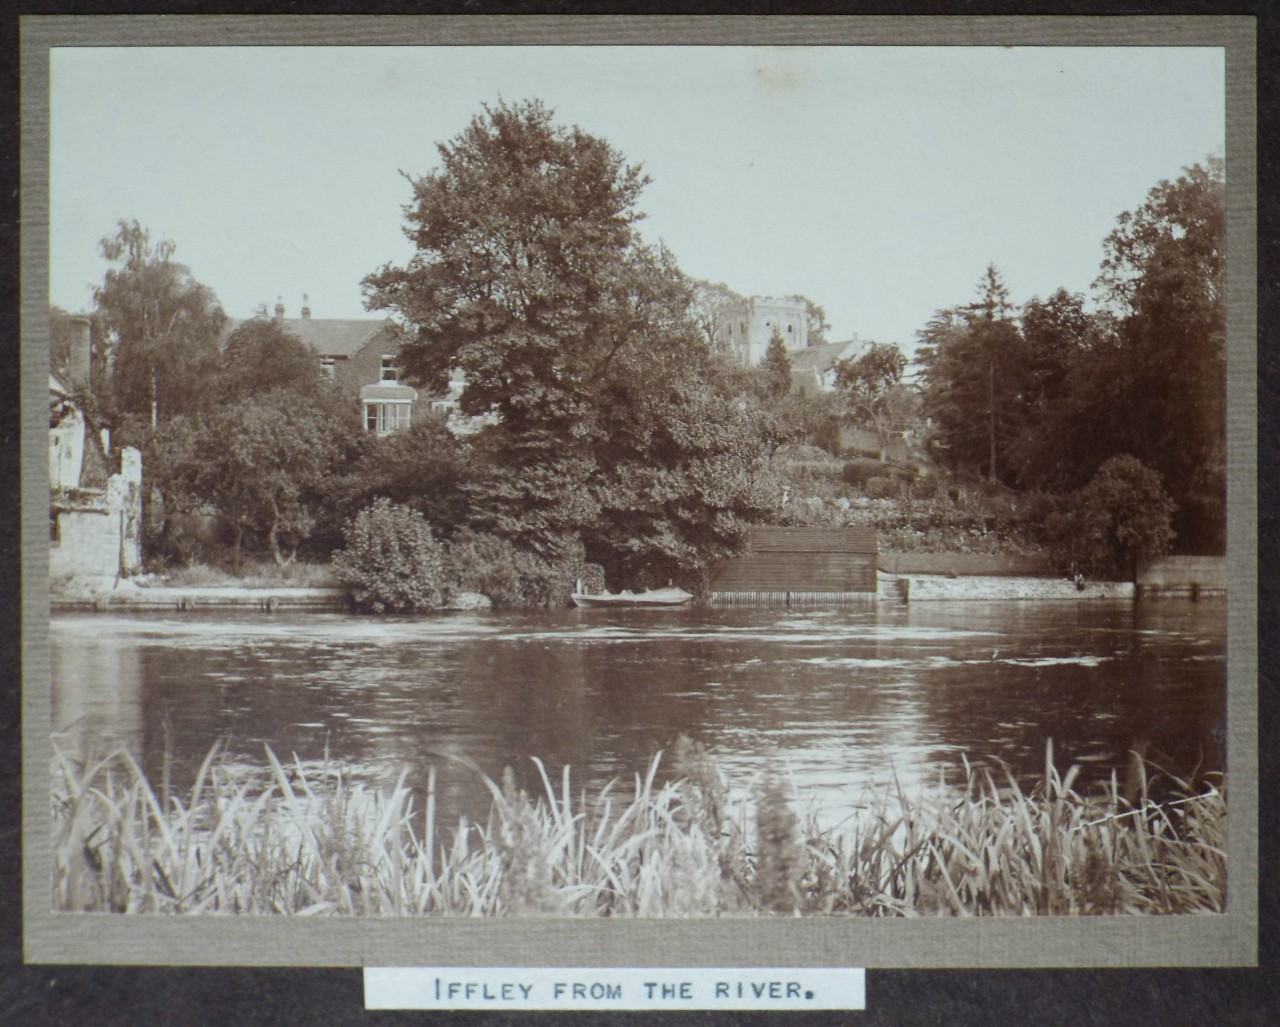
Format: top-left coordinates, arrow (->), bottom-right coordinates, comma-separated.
709,526 -> 878,606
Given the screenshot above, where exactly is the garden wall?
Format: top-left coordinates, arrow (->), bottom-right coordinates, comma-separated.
878,551 -> 1052,577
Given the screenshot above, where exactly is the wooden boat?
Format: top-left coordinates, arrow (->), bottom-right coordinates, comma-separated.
570,586 -> 693,608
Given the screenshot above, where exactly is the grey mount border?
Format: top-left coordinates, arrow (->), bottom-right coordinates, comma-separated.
20,14 -> 1258,968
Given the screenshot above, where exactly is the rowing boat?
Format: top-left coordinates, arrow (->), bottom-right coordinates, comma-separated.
570,586 -> 693,608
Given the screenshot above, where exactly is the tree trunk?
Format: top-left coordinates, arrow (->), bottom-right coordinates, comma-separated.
150,367 -> 158,430
231,523 -> 243,574
988,362 -> 997,482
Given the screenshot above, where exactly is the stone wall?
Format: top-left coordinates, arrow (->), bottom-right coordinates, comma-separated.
1138,555 -> 1226,590
50,446 -> 142,582
879,573 -> 1134,602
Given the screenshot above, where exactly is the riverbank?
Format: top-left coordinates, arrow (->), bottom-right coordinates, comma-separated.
52,740 -> 1225,917
49,577 -> 492,612
879,574 -> 1136,602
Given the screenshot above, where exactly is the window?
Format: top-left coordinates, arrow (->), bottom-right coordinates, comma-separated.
364,401 -> 412,435
50,512 -> 60,545
319,358 -> 336,381
380,356 -> 398,382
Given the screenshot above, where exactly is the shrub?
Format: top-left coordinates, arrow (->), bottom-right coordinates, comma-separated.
332,498 -> 448,612
864,476 -> 897,499
842,457 -> 887,487
1048,455 -> 1176,581
446,529 -> 585,609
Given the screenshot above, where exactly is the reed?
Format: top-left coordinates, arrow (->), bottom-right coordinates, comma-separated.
51,739 -> 1225,917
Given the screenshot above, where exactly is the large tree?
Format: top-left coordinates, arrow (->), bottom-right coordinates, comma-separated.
1093,157 -> 1226,551
918,266 -> 1030,483
189,391 -> 342,569
218,315 -> 324,401
92,220 -> 226,426
363,100 -> 777,585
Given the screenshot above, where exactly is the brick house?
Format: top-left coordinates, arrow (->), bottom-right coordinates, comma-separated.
226,298 -> 419,435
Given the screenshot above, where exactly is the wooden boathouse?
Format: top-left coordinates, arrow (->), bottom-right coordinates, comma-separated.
709,526 -> 879,606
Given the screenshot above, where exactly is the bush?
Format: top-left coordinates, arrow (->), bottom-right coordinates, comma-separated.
841,457 -> 887,487
1047,455 -> 1175,581
332,498 -> 448,613
447,529 -> 587,609
864,476 -> 897,499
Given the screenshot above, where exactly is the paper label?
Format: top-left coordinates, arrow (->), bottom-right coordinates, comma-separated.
365,966 -> 866,1010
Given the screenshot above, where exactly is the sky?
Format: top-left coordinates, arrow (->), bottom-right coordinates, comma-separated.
49,45 -> 1224,353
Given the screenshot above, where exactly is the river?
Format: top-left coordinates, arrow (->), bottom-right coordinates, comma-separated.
50,599 -> 1226,829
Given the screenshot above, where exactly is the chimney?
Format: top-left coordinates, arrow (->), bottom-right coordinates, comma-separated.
66,316 -> 91,389
301,293 -> 311,320
274,296 -> 285,322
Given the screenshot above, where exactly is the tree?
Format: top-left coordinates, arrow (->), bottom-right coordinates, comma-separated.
218,315 -> 323,401
833,341 -> 908,461
917,266 -> 1030,483
1093,157 -> 1226,552
189,391 -> 341,569
689,279 -> 748,356
1006,290 -> 1111,487
93,220 -> 226,426
762,328 -> 792,399
363,100 -> 779,586
1050,455 -> 1175,582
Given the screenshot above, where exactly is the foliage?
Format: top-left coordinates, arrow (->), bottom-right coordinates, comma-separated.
317,418 -> 469,553
688,279 -> 748,356
917,160 -> 1225,554
218,315 -> 325,400
364,100 -> 778,586
53,741 -> 1225,917
761,328 -> 792,399
92,220 -> 226,425
1092,158 -> 1226,551
917,266 -> 1030,484
833,341 -> 909,460
446,528 -> 582,608
332,498 -> 449,613
185,391 -> 345,568
1048,455 -> 1176,581
864,476 -> 897,500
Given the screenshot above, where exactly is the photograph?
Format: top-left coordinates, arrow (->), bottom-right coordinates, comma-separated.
22,15 -> 1257,971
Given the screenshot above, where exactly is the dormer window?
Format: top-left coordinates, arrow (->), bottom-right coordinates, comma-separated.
380,356 -> 398,382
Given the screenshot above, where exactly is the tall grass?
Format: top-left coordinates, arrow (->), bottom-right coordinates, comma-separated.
52,738 -> 1225,917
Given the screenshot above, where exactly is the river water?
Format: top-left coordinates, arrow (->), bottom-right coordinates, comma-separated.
50,600 -> 1226,829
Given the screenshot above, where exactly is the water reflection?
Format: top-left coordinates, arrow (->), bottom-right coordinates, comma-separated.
50,600 -> 1226,830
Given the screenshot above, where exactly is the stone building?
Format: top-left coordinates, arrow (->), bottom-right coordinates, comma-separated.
49,317 -> 143,582
711,295 -> 811,367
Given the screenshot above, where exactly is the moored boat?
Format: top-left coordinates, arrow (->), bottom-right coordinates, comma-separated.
570,586 -> 693,608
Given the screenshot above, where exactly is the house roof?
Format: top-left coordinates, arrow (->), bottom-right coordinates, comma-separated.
360,382 -> 418,402
788,339 -> 865,374
221,317 -> 402,359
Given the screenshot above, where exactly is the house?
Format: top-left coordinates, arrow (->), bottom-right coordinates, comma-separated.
224,298 -> 419,435
49,318 -> 143,582
787,338 -> 868,395
709,526 -> 879,605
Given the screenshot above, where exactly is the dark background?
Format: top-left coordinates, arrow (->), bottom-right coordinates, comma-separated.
3,2 -> 1275,1024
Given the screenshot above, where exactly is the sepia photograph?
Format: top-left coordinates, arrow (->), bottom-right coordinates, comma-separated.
22,15 -> 1257,971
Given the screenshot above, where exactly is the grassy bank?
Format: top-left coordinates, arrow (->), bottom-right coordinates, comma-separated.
52,740 -> 1224,917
